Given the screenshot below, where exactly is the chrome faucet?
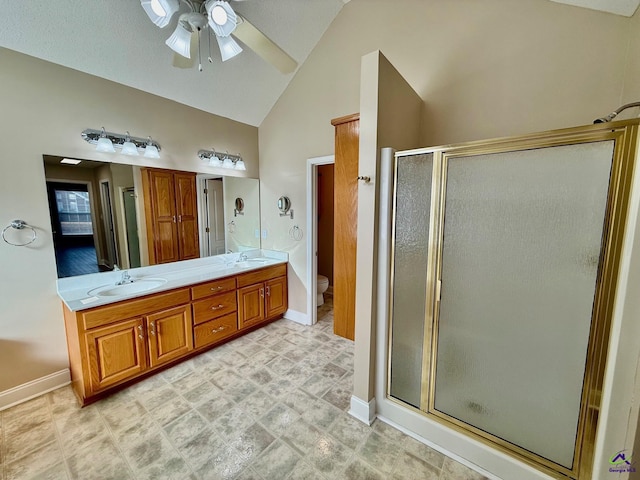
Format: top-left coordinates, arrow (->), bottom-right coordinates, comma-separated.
116,270 -> 134,285
237,253 -> 248,262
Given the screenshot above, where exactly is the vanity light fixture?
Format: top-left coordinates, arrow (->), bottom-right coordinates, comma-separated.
81,128 -> 162,158
198,149 -> 245,170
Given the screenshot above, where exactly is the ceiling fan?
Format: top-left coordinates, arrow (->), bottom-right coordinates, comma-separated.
141,0 -> 298,74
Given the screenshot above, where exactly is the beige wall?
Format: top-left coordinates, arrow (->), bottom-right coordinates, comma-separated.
258,0 -> 632,316
0,48 -> 258,395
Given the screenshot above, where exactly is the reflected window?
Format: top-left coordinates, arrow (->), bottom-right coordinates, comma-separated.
54,190 -> 94,236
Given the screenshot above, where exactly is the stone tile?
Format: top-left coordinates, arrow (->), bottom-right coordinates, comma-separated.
282,365 -> 316,386
235,467 -> 263,480
401,435 -> 445,469
318,363 -> 347,381
196,396 -> 235,423
211,369 -> 244,390
3,396 -> 51,436
4,441 -> 63,480
263,377 -> 296,399
228,423 -> 275,462
142,385 -> 181,411
358,431 -> 401,474
226,379 -> 259,402
372,419 -> 406,442
282,388 -> 316,415
281,418 -> 323,455
283,347 -> 310,363
301,398 -> 342,430
259,403 -> 300,436
307,434 -> 352,476
112,414 -> 162,451
171,371 -> 208,392
301,374 -> 335,397
329,352 -> 354,371
177,427 -> 224,471
322,383 -> 352,411
248,368 -> 274,386
4,419 -> 56,463
214,406 -> 255,438
181,381 -> 222,405
194,444 -> 251,480
148,395 -> 192,427
285,460 -> 327,480
161,362 -> 194,383
344,457 -> 386,480
136,457 -> 192,480
392,451 -> 440,480
219,350 -> 248,368
441,457 -> 488,480
237,390 -> 277,420
30,462 -> 70,480
99,397 -> 148,432
164,410 -> 208,447
251,440 -> 301,479
125,432 -> 183,474
66,436 -> 132,480
328,414 -> 372,450
128,374 -> 168,396
47,386 -> 81,420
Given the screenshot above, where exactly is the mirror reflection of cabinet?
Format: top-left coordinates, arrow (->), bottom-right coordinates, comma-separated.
141,168 -> 199,264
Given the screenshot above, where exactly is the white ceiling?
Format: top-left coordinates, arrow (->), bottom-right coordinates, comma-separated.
550,0 -> 640,16
0,0 -> 637,128
0,0 -> 345,127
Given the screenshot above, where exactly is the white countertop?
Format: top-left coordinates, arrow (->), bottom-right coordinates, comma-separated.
57,249 -> 288,312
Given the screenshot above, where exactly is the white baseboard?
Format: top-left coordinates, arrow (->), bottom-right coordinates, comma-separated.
284,308 -> 312,326
0,369 -> 70,411
349,395 -> 376,425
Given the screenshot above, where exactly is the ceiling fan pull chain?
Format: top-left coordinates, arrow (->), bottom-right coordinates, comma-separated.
197,28 -> 203,71
207,29 -> 213,63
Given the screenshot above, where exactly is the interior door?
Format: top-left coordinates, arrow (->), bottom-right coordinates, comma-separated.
174,172 -> 200,260
331,113 -> 359,340
205,178 -> 226,255
122,187 -> 141,268
146,169 -> 179,264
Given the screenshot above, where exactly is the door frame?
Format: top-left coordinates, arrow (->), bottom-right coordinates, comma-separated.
306,154 -> 335,325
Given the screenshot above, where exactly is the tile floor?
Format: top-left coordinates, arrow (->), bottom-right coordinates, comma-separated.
0,297 -> 487,480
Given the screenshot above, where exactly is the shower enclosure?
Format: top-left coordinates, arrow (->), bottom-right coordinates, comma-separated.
386,120 -> 639,479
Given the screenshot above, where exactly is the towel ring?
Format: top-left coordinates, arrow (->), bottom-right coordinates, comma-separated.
2,220 -> 37,246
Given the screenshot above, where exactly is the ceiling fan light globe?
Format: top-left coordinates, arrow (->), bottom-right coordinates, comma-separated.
165,23 -> 193,58
216,35 -> 243,61
141,0 -> 179,28
205,0 -> 237,37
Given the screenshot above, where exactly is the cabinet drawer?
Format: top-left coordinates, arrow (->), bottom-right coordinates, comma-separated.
192,291 -> 237,325
236,264 -> 287,288
191,277 -> 236,301
82,289 -> 190,330
193,312 -> 238,349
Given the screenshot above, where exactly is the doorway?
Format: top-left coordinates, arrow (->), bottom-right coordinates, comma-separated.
306,155 -> 334,325
99,181 -> 119,269
198,176 -> 226,256
122,187 -> 141,268
46,181 -> 99,277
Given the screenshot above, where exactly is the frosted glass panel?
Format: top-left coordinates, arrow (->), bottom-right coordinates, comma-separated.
434,141 -> 614,468
389,153 -> 432,407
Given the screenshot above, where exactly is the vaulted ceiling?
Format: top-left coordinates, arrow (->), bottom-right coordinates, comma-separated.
0,0 -> 636,127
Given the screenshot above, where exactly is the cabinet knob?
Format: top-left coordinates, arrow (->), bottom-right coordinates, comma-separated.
137,325 -> 142,331
138,334 -> 144,340
210,304 -> 225,311
212,325 -> 227,333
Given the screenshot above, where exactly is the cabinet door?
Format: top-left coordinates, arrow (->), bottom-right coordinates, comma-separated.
174,172 -> 200,261
266,276 -> 287,319
237,283 -> 265,329
146,305 -> 193,368
85,318 -> 147,392
144,169 -> 179,264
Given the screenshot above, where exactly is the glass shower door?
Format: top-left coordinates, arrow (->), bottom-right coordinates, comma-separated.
433,141 -> 615,470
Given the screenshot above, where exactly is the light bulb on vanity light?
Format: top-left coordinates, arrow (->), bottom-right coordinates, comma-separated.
144,137 -> 160,158
95,127 -> 115,153
222,155 -> 234,169
234,158 -> 246,171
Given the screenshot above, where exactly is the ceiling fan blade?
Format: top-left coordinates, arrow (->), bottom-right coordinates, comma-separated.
171,31 -> 199,69
233,17 -> 297,74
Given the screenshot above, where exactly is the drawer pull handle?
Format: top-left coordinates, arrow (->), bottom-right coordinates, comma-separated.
150,322 -> 156,336
138,334 -> 144,340
266,286 -> 271,296
210,304 -> 225,310
212,326 -> 227,333
260,288 -> 264,298
210,286 -> 223,291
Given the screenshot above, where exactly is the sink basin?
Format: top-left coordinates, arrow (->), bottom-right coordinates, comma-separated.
234,259 -> 269,268
87,278 -> 167,297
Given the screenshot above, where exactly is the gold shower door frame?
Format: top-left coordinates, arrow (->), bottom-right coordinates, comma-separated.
386,120 -> 639,479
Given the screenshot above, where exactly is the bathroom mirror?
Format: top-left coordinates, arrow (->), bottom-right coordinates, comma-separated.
43,155 -> 260,278
278,196 -> 291,214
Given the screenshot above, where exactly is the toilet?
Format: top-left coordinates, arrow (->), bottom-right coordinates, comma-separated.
317,275 -> 329,306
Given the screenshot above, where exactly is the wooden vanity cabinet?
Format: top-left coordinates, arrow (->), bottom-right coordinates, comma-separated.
237,264 -> 287,329
63,264 -> 287,406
